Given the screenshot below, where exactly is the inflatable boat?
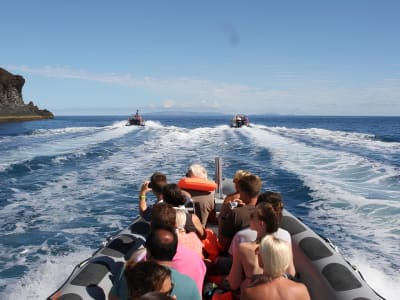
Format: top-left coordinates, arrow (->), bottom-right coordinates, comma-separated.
126,110 -> 145,126
47,158 -> 384,300
230,114 -> 249,128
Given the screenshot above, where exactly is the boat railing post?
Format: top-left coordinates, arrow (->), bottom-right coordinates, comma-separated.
215,157 -> 223,198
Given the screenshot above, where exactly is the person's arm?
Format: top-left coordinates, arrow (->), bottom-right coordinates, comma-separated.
227,244 -> 244,291
218,203 -> 235,253
139,180 -> 151,216
191,214 -> 206,240
286,243 -> 296,277
223,192 -> 240,204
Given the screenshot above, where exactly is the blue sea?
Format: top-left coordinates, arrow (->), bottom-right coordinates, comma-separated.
0,115 -> 399,299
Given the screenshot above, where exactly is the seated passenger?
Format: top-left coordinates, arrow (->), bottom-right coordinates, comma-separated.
227,203 -> 295,293
218,174 -> 262,254
228,191 -> 292,257
178,163 -> 216,226
175,208 -> 204,258
139,172 -> 167,221
109,225 -> 201,300
162,183 -> 205,239
124,260 -> 173,299
151,203 -> 206,295
257,191 -> 292,245
223,170 -> 251,204
242,235 -> 311,300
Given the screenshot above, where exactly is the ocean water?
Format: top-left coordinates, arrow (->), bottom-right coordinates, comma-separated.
0,115 -> 399,299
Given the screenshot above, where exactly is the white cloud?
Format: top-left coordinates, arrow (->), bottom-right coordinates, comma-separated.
5,64 -> 400,115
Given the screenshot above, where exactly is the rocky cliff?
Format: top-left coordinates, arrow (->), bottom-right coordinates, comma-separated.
0,67 -> 54,122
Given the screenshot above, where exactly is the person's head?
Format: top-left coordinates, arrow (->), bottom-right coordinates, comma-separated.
237,174 -> 262,200
151,202 -> 176,229
145,227 -> 178,261
149,172 -> 167,195
186,163 -> 208,180
162,183 -> 186,207
233,170 -> 251,191
175,208 -> 186,233
250,202 -> 279,237
125,260 -> 173,300
257,191 -> 284,224
233,170 -> 251,183
257,235 -> 291,278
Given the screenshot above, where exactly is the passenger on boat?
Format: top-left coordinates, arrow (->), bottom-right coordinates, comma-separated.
227,202 -> 295,294
109,225 -> 201,300
218,174 -> 262,254
175,208 -> 204,258
151,203 -> 206,295
242,235 -> 311,300
162,183 -> 206,240
257,191 -> 292,244
178,163 -> 216,226
124,260 -> 174,299
228,191 -> 293,257
139,172 -> 167,221
223,170 -> 252,204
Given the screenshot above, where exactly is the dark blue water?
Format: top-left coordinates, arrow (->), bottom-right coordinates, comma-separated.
0,115 -> 399,299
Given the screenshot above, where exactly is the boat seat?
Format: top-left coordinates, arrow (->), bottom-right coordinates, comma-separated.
102,234 -> 145,259
322,263 -> 362,292
299,237 -> 333,261
71,261 -> 110,286
86,285 -> 106,300
281,215 -> 306,235
129,221 -> 150,237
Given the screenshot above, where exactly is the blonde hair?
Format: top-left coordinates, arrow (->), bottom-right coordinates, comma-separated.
233,170 -> 251,182
175,208 -> 187,232
187,164 -> 208,180
259,235 -> 291,278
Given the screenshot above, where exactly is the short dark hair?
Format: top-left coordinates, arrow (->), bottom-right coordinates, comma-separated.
151,202 -> 176,229
149,172 -> 167,194
125,260 -> 171,299
237,174 -> 262,198
145,227 -> 178,261
162,183 -> 186,206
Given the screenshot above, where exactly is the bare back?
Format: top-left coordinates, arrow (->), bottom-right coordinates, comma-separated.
242,277 -> 311,300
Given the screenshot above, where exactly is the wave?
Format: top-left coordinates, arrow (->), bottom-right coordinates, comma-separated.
0,122 -> 142,172
1,122 -> 399,299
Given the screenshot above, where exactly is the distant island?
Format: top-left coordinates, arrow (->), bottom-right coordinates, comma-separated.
0,67 -> 53,122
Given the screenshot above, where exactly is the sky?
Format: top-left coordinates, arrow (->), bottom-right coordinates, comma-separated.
1,0 -> 400,116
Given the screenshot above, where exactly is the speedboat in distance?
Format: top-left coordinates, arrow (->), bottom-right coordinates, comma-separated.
230,114 -> 249,128
126,110 -> 145,126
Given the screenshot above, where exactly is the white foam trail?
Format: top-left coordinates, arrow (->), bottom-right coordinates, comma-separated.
0,122 -> 139,172
266,126 -> 400,154
349,254 -> 400,300
244,124 -> 400,287
0,247 -> 93,300
32,126 -> 99,136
